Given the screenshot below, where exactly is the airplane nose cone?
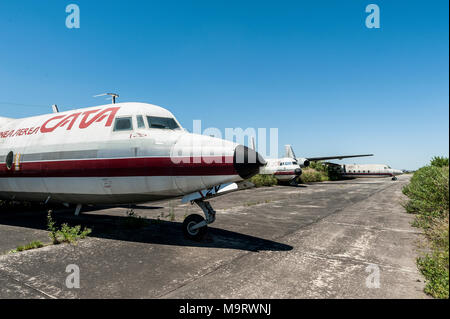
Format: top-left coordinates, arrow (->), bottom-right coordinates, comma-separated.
295,168 -> 302,176
233,145 -> 266,179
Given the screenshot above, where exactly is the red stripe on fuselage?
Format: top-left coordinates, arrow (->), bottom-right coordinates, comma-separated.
274,171 -> 296,175
343,172 -> 393,176
0,156 -> 236,178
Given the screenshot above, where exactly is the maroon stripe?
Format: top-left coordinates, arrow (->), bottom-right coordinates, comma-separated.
343,172 -> 393,176
274,171 -> 296,175
0,156 -> 237,178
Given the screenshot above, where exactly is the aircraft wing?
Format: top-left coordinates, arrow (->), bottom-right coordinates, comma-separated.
322,161 -> 343,167
306,154 -> 374,161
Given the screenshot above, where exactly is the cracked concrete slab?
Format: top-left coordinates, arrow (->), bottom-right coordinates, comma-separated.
0,175 -> 427,298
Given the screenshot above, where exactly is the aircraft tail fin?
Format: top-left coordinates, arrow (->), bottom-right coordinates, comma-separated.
285,145 -> 296,159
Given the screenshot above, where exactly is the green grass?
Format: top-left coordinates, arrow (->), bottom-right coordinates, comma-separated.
249,174 -> 278,187
47,211 -> 92,244
431,156 -> 449,168
402,157 -> 449,299
417,216 -> 449,299
403,165 -> 449,219
299,161 -> 344,183
57,223 -> 92,243
299,168 -> 328,183
15,241 -> 44,252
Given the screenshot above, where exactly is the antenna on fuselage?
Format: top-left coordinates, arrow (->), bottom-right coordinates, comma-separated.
93,93 -> 119,104
52,104 -> 59,113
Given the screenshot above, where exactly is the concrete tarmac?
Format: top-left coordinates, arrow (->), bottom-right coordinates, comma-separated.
0,175 -> 427,298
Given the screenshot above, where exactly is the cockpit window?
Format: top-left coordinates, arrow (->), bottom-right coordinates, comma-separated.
114,117 -> 133,131
137,115 -> 146,128
147,116 -> 180,130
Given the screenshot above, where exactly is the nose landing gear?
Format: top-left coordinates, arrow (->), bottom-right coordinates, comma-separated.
182,200 -> 216,241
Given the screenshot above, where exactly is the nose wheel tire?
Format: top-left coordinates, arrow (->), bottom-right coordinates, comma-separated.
392,176 -> 398,181
182,214 -> 208,241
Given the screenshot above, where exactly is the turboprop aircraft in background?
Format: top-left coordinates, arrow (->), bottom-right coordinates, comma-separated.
258,144 -> 373,184
330,163 -> 404,180
0,101 -> 265,240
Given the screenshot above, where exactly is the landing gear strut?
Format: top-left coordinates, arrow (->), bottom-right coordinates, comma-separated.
74,204 -> 82,216
182,200 -> 216,241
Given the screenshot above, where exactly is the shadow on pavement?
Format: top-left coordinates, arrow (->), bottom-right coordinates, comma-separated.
0,207 -> 293,253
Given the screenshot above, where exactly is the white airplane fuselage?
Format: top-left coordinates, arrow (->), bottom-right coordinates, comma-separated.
260,157 -> 302,182
0,102 -> 262,204
257,145 -> 373,183
340,164 -> 403,178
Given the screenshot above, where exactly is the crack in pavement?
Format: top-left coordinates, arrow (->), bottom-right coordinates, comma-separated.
157,180 -> 403,297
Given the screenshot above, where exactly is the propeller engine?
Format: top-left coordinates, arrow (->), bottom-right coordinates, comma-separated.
285,145 -> 309,168
296,158 -> 310,168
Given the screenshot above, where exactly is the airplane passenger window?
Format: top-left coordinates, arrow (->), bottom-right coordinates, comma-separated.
113,117 -> 133,131
147,116 -> 180,130
137,115 -> 146,128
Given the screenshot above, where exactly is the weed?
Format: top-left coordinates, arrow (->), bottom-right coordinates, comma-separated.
47,211 -> 92,244
250,174 -> 278,187
403,157 -> 449,298
47,210 -> 59,244
15,241 -> 44,252
168,206 -> 176,222
123,209 -> 149,229
299,168 -> 326,183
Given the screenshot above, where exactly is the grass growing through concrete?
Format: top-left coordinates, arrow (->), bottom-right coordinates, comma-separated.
12,241 -> 44,253
402,156 -> 449,299
122,209 -> 149,229
47,211 -> 92,244
168,206 -> 176,222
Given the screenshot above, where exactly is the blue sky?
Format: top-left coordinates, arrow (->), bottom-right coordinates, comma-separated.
0,0 -> 448,169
